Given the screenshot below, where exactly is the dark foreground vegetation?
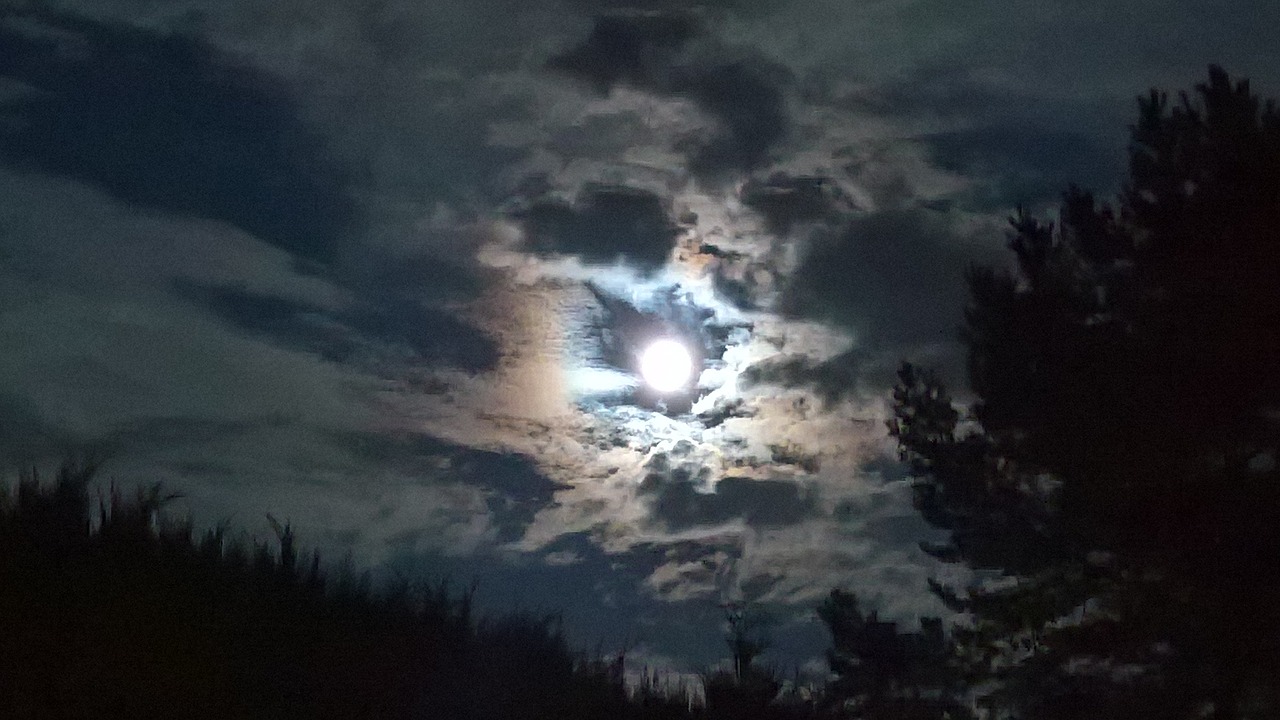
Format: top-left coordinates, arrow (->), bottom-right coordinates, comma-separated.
4,67 -> 1278,719
890,65 -> 1280,719
0,464 -> 838,720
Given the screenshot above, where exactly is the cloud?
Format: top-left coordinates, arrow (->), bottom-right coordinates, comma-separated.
637,440 -> 816,531
641,538 -> 740,602
332,431 -> 570,544
0,392 -> 77,464
739,172 -> 855,235
918,126 -> 1123,210
548,11 -> 792,181
516,183 -> 681,273
0,9 -> 359,264
781,208 -> 1003,346
173,281 -> 500,373
558,0 -> 788,15
694,396 -> 756,428
740,351 -> 859,406
0,167 -> 394,528
644,475 -> 816,530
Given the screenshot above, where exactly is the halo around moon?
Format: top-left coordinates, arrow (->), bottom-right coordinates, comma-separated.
639,338 -> 694,394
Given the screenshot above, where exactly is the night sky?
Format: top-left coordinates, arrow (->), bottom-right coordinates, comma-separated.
2,0 -> 1278,679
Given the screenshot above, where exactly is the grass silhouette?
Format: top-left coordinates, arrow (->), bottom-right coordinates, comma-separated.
0,463 -> 825,719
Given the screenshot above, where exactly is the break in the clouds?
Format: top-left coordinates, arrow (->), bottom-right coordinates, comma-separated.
3,0 -> 1280,676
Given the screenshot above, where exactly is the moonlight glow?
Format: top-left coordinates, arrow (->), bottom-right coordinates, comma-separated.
639,339 -> 694,394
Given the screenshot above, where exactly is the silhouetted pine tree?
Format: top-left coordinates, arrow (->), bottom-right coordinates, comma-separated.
890,67 -> 1280,719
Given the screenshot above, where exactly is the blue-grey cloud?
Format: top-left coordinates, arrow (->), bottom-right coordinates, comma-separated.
335,431 -> 569,543
639,442 -> 815,530
516,184 -> 680,272
738,350 -> 871,407
173,281 -> 499,373
644,475 -> 814,530
560,0 -> 788,15
781,209 -> 1000,346
105,415 -> 292,448
920,126 -> 1123,210
740,172 -> 854,235
0,9 -> 358,264
0,392 -> 76,464
384,531 -> 742,670
548,12 -> 792,181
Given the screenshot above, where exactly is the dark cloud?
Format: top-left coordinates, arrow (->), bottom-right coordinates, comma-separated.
833,477 -> 948,550
643,474 -> 815,530
106,416 -> 291,448
808,63 -> 1019,122
711,271 -> 759,310
388,532 -> 652,646
0,392 -> 75,464
549,12 -> 791,180
782,209 -> 1000,346
701,244 -> 776,311
174,281 -> 499,372
739,350 -> 864,407
517,184 -> 679,272
560,0 -> 788,15
545,113 -> 656,160
337,432 -> 569,543
0,9 -> 359,264
740,172 -> 853,235
695,396 -> 755,428
548,13 -> 704,88
351,253 -> 486,307
919,126 -> 1123,209
809,64 -> 1126,208
639,442 -> 814,530
767,441 -> 821,474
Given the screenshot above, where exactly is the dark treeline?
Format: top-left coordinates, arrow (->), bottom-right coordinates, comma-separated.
0,464 -> 839,720
0,463 -> 692,719
1,464 -> 977,720
5,66 -> 1278,720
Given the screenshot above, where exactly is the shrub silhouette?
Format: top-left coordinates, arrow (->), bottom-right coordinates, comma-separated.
817,590 -> 971,720
0,464 -> 687,719
1,464 -> 822,720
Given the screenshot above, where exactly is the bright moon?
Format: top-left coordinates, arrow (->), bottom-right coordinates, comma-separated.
639,339 -> 693,394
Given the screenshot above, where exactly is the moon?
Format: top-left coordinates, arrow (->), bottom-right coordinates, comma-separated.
639,338 -> 694,394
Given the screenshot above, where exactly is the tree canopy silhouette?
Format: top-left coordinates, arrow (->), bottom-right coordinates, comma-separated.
890,66 -> 1280,719
817,589 -> 971,720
